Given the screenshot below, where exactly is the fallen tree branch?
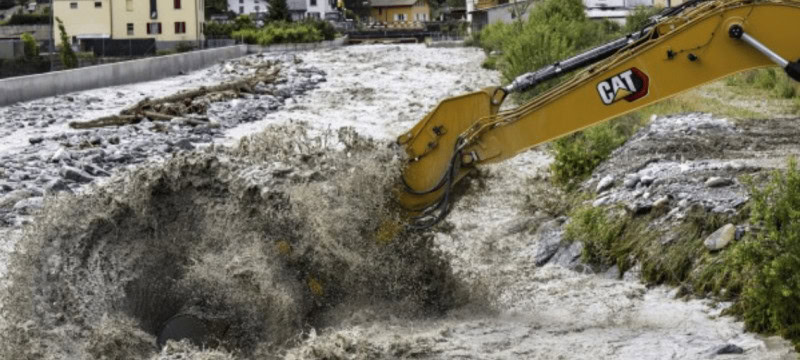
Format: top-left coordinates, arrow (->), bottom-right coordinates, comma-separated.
69,115 -> 140,129
70,63 -> 281,130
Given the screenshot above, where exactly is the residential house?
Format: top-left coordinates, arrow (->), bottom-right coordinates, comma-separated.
53,0 -> 204,48
469,0 -> 530,33
227,0 -> 267,15
305,0 -> 338,20
288,0 -> 307,20
369,0 -> 430,24
654,0 -> 686,6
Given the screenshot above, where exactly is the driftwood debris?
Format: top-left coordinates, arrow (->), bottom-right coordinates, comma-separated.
69,62 -> 280,130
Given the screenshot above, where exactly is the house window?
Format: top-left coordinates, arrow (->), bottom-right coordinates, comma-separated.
254,5 -> 259,11
415,13 -> 426,21
126,0 -> 133,10
395,13 -> 406,21
147,22 -> 162,34
69,2 -> 77,8
174,0 -> 181,9
239,6 -> 243,13
94,1 -> 101,7
310,0 -> 316,6
308,12 -> 320,18
127,23 -> 134,35
174,21 -> 186,34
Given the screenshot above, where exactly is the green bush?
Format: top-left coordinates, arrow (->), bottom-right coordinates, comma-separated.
232,22 -> 324,45
175,41 -> 196,53
725,158 -> 800,346
204,16 -> 255,38
7,14 -> 49,25
305,19 -> 336,41
20,32 -> 38,59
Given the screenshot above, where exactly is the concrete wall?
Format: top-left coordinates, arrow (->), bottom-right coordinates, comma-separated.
0,44 -> 247,106
0,40 -> 24,59
0,25 -> 52,41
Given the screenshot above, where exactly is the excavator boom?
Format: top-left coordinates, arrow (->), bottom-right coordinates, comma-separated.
397,0 -> 800,225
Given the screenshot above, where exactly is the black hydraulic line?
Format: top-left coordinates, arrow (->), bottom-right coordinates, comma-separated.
502,31 -> 649,93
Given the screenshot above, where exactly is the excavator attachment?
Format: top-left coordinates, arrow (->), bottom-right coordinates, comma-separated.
395,87 -> 503,214
396,0 -> 800,227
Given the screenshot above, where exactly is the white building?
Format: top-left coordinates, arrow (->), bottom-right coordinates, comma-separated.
227,0 -> 337,18
228,0 -> 267,15
305,0 -> 338,20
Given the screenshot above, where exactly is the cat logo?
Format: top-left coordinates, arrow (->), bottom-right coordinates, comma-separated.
596,68 -> 649,105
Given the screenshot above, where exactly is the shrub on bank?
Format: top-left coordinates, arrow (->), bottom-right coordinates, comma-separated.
231,21 -> 328,46
6,14 -> 49,25
723,158 -> 800,347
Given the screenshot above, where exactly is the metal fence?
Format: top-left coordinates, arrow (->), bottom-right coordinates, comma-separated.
80,38 -> 157,57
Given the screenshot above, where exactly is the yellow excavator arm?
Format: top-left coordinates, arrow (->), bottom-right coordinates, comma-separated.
397,0 -> 800,226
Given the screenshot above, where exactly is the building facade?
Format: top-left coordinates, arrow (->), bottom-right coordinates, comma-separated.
53,0 -> 204,47
369,0 -> 430,23
227,0 -> 267,16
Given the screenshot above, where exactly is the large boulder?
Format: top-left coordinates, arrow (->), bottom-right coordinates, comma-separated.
704,224 -> 736,251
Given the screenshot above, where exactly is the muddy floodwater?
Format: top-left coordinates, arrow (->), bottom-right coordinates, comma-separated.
0,45 -> 797,359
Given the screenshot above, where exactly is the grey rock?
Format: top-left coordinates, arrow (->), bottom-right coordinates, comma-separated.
13,197 -> 43,215
533,220 -> 565,266
604,265 -> 621,279
60,166 -> 94,184
735,226 -> 747,241
108,136 -> 121,145
45,179 -> 72,194
175,139 -> 195,151
652,196 -> 670,209
596,175 -> 615,193
551,241 -> 584,271
706,177 -> 734,188
272,164 -> 294,178
640,175 -> 655,186
0,182 -> 14,192
705,224 -> 736,251
0,189 -> 36,209
51,148 -> 72,163
678,199 -> 689,208
623,175 -> 640,189
714,344 -> 744,355
626,202 -> 653,216
28,136 -> 44,145
82,163 -> 111,177
593,197 -> 610,207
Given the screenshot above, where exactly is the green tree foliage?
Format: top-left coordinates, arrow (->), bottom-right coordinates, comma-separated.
623,5 -> 661,33
20,32 -> 38,59
55,17 -> 77,69
267,0 -> 290,22
204,15 -> 256,38
204,0 -> 229,18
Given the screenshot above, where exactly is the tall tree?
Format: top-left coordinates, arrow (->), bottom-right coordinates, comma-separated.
56,17 -> 77,69
268,0 -> 290,22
